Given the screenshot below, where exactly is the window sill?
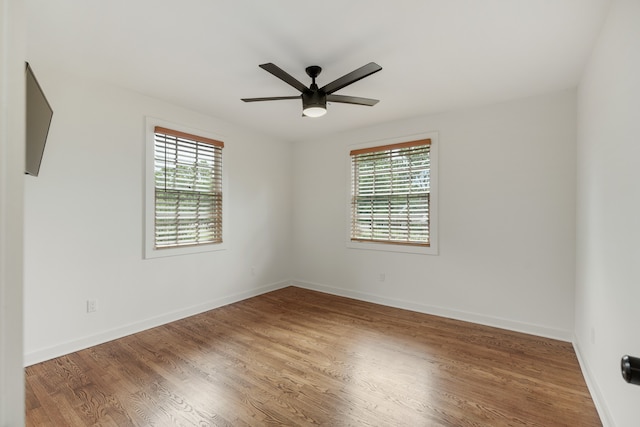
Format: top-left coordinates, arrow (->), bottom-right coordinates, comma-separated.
347,239 -> 438,255
144,242 -> 227,259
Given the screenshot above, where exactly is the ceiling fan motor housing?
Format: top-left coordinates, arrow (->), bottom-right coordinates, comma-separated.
303,86 -> 326,111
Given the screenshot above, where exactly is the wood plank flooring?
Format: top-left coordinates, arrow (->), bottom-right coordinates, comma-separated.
25,287 -> 601,426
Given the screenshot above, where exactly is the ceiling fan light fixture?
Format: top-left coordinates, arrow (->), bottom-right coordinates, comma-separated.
303,106 -> 327,118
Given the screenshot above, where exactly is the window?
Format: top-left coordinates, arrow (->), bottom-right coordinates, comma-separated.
151,125 -> 224,252
349,137 -> 437,253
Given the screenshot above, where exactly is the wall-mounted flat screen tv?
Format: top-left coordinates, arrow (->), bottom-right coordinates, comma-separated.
25,63 -> 53,177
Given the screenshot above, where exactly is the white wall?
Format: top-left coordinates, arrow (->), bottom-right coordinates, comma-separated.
0,0 -> 25,425
23,67 -> 293,364
575,1 -> 640,426
292,90 -> 577,340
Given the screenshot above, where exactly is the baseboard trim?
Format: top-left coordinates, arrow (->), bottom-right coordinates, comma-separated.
573,335 -> 614,427
292,280 -> 572,342
24,281 -> 291,366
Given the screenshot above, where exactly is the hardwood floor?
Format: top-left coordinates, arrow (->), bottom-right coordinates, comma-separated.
25,287 -> 601,426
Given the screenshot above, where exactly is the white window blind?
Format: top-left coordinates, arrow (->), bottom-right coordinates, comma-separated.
154,126 -> 223,249
350,139 -> 431,246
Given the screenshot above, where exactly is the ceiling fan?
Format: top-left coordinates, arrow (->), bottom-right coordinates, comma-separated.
241,62 -> 382,118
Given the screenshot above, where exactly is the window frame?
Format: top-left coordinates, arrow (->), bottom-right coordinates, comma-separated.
346,133 -> 438,255
144,117 -> 228,259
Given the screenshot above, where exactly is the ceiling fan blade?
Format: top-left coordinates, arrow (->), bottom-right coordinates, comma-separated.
241,96 -> 300,102
321,62 -> 382,95
259,63 -> 308,93
327,94 -> 379,106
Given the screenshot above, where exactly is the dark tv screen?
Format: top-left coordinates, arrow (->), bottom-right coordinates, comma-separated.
25,63 -> 53,177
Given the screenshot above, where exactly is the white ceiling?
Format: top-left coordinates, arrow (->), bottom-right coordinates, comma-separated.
26,0 -> 611,143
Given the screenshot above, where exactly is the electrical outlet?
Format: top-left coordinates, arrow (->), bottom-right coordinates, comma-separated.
379,273 -> 386,282
251,266 -> 256,276
87,299 -> 97,313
